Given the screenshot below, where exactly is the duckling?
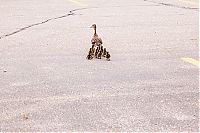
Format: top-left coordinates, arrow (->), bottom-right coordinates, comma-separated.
103,48 -> 107,57
86,52 -> 93,60
100,46 -> 103,52
106,52 -> 111,61
89,48 -> 92,54
97,50 -> 102,59
95,48 -> 99,58
91,45 -> 95,55
90,24 -> 103,47
86,48 -> 93,60
96,46 -> 99,51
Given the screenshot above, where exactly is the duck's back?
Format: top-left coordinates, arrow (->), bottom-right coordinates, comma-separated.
91,35 -> 103,45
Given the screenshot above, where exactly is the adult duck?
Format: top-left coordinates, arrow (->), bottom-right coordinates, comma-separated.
90,24 -> 103,47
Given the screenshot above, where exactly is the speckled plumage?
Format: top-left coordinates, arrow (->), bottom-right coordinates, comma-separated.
90,24 -> 103,47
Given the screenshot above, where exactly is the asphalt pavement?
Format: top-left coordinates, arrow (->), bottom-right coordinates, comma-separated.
0,0 -> 199,132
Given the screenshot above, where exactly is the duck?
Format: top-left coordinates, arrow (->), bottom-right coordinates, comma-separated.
97,50 -> 102,59
91,45 -> 95,55
100,46 -> 103,52
86,53 -> 93,60
106,52 -> 111,61
103,48 -> 107,57
89,48 -> 93,54
86,48 -> 93,60
90,24 -> 103,47
95,48 -> 99,58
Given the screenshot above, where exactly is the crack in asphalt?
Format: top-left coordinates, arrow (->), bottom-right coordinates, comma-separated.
0,0 -> 197,40
0,8 -> 89,40
144,0 -> 199,11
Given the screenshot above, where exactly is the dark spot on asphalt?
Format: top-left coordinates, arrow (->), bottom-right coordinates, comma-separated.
190,39 -> 197,41
23,114 -> 29,120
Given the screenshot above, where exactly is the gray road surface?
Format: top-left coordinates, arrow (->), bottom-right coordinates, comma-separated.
0,0 -> 199,132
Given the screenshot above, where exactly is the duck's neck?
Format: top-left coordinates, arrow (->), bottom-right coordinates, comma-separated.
94,28 -> 97,36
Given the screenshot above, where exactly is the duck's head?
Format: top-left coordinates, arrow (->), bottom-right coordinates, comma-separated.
90,24 -> 96,29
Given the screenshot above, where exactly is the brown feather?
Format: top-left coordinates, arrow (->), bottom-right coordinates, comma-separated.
91,35 -> 103,46
91,24 -> 103,46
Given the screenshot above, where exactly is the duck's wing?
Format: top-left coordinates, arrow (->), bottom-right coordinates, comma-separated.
91,35 -> 103,45
98,37 -> 103,44
91,38 -> 96,44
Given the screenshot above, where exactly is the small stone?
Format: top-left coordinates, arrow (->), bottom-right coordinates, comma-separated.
23,114 -> 29,120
